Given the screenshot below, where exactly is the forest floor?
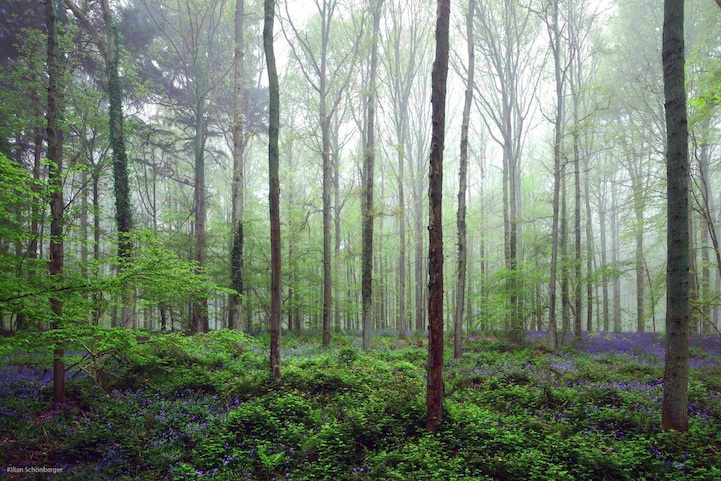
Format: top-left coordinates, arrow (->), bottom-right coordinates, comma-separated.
0,328 -> 720,480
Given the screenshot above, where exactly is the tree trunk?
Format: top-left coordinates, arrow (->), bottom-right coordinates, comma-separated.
546,0 -> 564,349
427,0 -> 450,434
321,98 -> 332,347
397,142 -> 406,337
599,186 -> 610,332
193,95 -> 209,333
99,0 -> 134,329
584,154 -> 593,332
561,168 -> 570,337
688,214 -> 698,333
632,182 -> 645,333
264,0 -> 282,381
46,0 -> 65,405
333,132 -> 342,333
455,0 -> 475,359
573,106 -> 582,340
661,0 -> 689,432
611,183 -> 622,331
229,0 -> 245,332
362,0 -> 383,350
697,117 -> 712,333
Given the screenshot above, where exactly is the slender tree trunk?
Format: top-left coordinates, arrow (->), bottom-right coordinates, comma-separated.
362,0 -> 383,350
561,169 -> 570,336
599,189 -> 610,332
317,2 -> 333,346
92,172 -> 102,325
264,0 -> 282,381
689,214 -> 698,333
633,189 -> 645,333
427,0 -> 449,434
611,184 -> 622,331
573,108 -> 582,339
455,0 -> 475,359
193,96 -> 209,332
547,0 -> 564,349
661,0 -> 689,432
322,109 -> 332,347
397,144 -> 406,337
697,119 -> 712,333
46,0 -> 65,405
333,138 -> 342,333
415,196 -> 424,332
229,0 -> 245,331
584,155 -> 593,332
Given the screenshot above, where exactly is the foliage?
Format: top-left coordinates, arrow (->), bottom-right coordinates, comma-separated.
0,331 -> 720,480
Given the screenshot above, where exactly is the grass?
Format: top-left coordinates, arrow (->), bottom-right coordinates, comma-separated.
0,329 -> 720,480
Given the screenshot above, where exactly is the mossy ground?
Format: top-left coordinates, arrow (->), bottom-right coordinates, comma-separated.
1,329 -> 720,480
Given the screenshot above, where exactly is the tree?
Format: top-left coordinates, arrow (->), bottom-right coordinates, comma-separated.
282,0 -> 362,346
544,0 -> 567,350
473,0 -> 540,341
661,0 -> 689,432
264,0 -> 282,381
455,0 -> 475,359
228,0 -> 245,331
64,0 -> 135,328
426,0 -> 449,434
140,0 -> 230,333
381,0 -> 429,339
362,0 -> 383,351
46,0 -> 65,405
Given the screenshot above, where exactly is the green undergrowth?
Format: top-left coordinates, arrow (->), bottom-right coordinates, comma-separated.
1,330 -> 720,480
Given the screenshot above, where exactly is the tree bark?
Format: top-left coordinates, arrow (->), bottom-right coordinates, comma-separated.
229,0 -> 245,332
264,0 -> 282,381
661,0 -> 689,432
65,0 -> 134,327
100,0 -> 134,328
362,0 -> 383,350
455,0 -> 475,359
573,103 -> 582,340
547,9 -> 564,348
427,0 -> 449,434
192,90 -> 209,333
611,183 -> 622,331
599,184 -> 610,332
46,0 -> 65,405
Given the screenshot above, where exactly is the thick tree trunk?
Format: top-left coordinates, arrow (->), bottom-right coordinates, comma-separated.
455,0 -> 475,359
661,0 -> 689,432
427,0 -> 450,434
46,0 -> 65,405
264,0 -> 282,381
229,0 -> 245,331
